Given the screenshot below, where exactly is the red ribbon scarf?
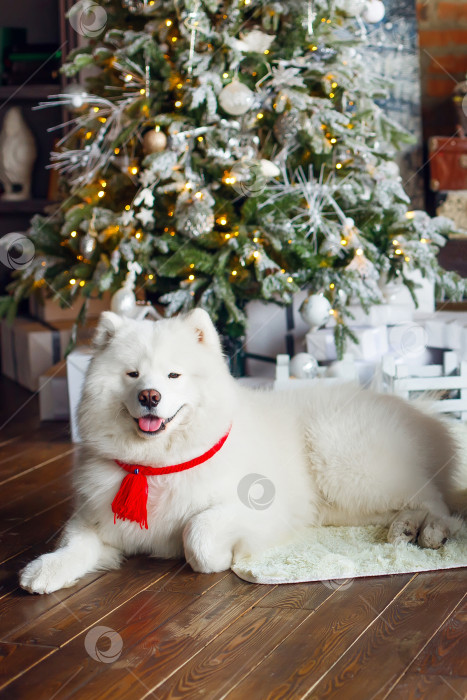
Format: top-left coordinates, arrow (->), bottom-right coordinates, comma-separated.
111,426 -> 231,529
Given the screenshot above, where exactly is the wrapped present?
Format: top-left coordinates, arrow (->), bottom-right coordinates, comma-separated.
1,317 -> 73,391
306,325 -> 388,362
28,290 -> 111,323
66,346 -> 93,442
38,362 -> 69,421
244,292 -> 310,378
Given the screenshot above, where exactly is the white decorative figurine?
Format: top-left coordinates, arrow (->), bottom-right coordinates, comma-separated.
0,107 -> 37,201
110,261 -> 162,321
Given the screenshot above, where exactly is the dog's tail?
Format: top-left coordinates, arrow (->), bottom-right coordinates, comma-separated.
446,422 -> 467,516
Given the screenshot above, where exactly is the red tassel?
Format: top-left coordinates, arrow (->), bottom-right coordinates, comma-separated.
111,470 -> 149,529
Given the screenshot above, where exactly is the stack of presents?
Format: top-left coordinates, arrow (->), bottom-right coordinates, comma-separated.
2,276 -> 467,435
0,291 -> 109,423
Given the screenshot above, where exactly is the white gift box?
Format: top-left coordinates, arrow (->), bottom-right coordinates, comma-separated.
67,346 -> 93,442
306,325 -> 388,362
244,292 -> 310,378
38,362 -> 69,421
341,303 -> 413,327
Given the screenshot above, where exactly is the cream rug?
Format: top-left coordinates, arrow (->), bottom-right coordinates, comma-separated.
232,523 -> 467,584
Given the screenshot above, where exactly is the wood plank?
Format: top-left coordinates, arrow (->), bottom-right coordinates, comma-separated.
407,600 -> 467,677
221,575 -> 412,700
302,571 -> 467,700
150,584 -> 339,700
0,442 -> 74,486
0,498 -> 73,564
0,473 -> 72,529
0,642 -> 55,693
386,673 -> 467,699
4,557 -> 183,647
2,579 -> 270,700
153,606 -> 313,700
35,576 -> 274,700
255,581 -> 339,610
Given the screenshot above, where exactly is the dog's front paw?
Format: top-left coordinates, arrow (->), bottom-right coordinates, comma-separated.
19,553 -> 78,594
183,518 -> 233,573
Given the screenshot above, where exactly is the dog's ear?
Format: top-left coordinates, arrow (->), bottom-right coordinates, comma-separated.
93,311 -> 125,350
184,309 -> 221,350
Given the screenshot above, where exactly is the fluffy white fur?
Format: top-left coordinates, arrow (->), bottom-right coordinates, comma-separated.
20,310 -> 466,594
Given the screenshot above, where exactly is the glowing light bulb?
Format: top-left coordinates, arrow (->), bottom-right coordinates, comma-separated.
287,276 -> 293,283
125,204 -> 131,211
188,274 -> 195,281
420,238 -> 427,244
257,112 -> 264,119
135,231 -> 142,239
148,274 -> 154,279
79,280 -> 85,287
70,230 -> 77,238
166,19 -> 172,26
231,270 -> 238,276
356,248 -> 363,255
194,191 -> 203,199
341,239 -> 348,246
336,163 -> 343,170
130,166 -> 138,175
114,147 -> 120,155
331,82 -> 338,88
223,72 -> 229,79
93,107 -> 99,113
395,248 -> 402,255
69,278 -> 76,285
175,100 -> 182,108
253,251 -> 260,258
330,138 -> 337,144
124,74 -> 133,82
405,211 -> 415,219
330,283 -> 335,289
97,190 -> 105,198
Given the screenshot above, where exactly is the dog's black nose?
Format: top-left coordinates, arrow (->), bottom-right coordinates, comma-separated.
138,389 -> 161,408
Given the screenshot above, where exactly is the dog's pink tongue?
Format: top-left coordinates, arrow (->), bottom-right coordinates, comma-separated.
139,416 -> 163,432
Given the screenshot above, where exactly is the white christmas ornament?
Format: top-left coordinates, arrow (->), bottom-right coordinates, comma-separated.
362,0 -> 385,23
300,293 -> 332,330
259,159 -> 281,178
218,79 -> 255,116
231,30 -> 275,54
290,352 -> 319,379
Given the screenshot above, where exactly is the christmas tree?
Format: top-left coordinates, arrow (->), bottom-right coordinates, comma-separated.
1,0 -> 465,355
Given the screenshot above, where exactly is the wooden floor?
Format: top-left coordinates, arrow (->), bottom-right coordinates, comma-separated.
0,376 -> 466,700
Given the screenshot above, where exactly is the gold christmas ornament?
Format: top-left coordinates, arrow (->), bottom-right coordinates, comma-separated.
142,129 -> 168,154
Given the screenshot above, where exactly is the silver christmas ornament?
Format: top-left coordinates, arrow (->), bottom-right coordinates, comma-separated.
218,79 -> 255,116
290,352 -> 319,379
143,129 -> 167,154
300,293 -> 331,329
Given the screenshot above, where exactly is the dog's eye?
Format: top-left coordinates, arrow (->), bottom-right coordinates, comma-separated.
168,372 -> 181,379
127,371 -> 139,378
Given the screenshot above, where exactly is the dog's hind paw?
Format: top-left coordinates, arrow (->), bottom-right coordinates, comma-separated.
418,517 -> 450,550
387,516 -> 420,545
19,554 -> 78,595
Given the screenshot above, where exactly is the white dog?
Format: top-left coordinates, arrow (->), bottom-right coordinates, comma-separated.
20,310 -> 465,594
